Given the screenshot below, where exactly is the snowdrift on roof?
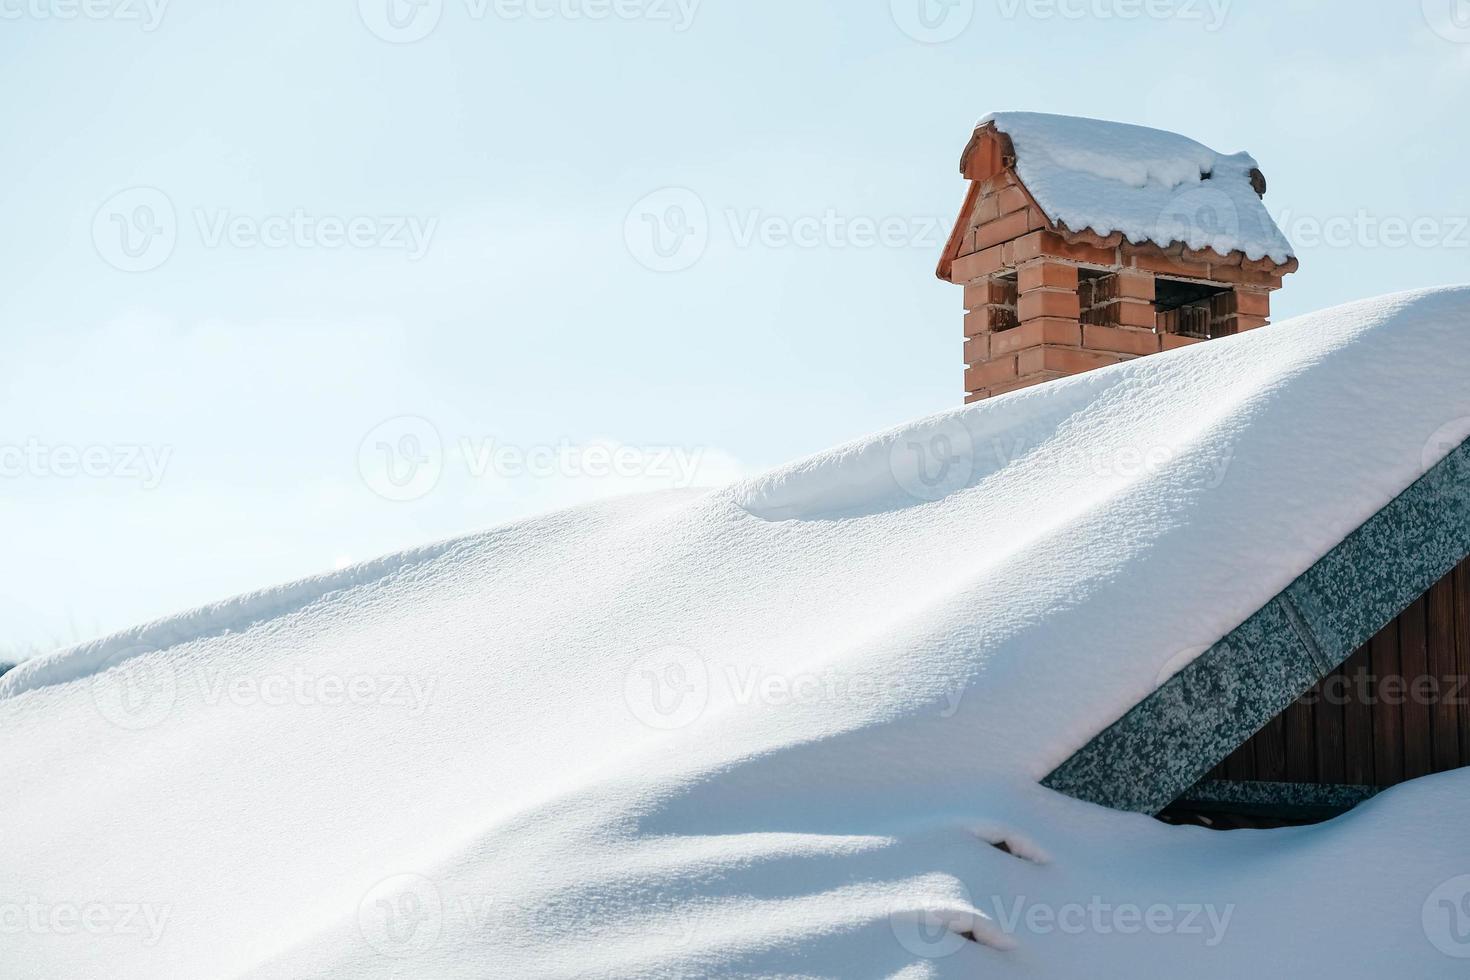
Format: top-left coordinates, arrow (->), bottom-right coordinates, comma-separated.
983,111 -> 1297,265
3,288 -> 1470,978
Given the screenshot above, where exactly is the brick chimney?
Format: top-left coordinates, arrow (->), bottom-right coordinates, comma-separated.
938,114 -> 1299,403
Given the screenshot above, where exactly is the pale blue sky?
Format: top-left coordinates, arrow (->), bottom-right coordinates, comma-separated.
3,0 -> 1468,651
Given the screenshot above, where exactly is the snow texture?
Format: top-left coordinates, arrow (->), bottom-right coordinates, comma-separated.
983,111 -> 1297,264
3,288 -> 1470,978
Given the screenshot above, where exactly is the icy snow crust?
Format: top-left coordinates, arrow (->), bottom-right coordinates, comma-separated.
983,111 -> 1296,264
4,288 -> 1470,978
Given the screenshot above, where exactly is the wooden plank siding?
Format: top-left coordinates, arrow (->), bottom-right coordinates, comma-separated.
1215,556 -> 1470,788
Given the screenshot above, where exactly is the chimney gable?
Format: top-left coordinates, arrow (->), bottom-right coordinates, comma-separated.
942,112 -> 1300,404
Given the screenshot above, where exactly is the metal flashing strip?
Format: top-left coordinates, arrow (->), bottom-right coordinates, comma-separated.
1043,436 -> 1470,814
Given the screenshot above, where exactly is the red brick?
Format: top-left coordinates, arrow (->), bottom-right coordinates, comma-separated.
1115,299 -> 1157,329
1003,231 -> 1047,266
1043,347 -> 1126,375
1016,346 -> 1046,376
1083,324 -> 1162,357
974,193 -> 1000,226
964,356 -> 1017,390
997,185 -> 1030,215
1000,317 -> 1081,355
1234,289 -> 1271,317
1114,269 -> 1156,301
950,245 -> 1004,283
973,209 -> 1034,252
989,372 -> 1064,397
1017,260 -> 1079,293
1162,334 -> 1206,351
1017,289 -> 1081,322
1231,314 -> 1270,333
1126,248 -> 1212,280
1035,231 -> 1118,266
964,334 -> 988,364
964,278 -> 1013,310
964,306 -> 1017,337
1205,263 -> 1285,289
964,390 -> 988,404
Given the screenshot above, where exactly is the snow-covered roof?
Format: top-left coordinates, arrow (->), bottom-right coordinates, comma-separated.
980,111 -> 1296,265
4,288 -> 1470,977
